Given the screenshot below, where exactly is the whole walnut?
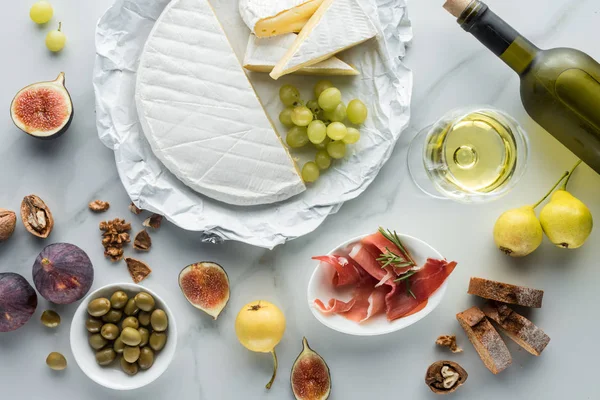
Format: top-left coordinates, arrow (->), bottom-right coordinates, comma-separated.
0,209 -> 17,242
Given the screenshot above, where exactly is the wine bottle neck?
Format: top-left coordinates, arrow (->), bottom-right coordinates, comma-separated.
459,1 -> 539,75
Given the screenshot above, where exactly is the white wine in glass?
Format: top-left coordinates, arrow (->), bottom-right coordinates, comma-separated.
408,107 -> 529,203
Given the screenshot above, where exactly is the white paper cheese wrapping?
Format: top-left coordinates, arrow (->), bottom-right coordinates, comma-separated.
93,0 -> 413,249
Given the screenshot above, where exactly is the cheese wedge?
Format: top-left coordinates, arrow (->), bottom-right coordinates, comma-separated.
239,0 -> 325,37
270,0 -> 377,80
135,0 -> 305,206
244,34 -> 359,76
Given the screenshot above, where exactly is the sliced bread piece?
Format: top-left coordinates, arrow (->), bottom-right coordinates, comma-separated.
483,301 -> 550,356
456,306 -> 512,374
467,277 -> 544,308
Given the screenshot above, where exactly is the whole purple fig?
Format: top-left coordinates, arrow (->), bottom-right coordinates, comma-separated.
0,273 -> 38,332
33,243 -> 94,304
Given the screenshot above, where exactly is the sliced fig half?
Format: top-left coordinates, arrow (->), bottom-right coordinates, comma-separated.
178,262 -> 230,319
10,72 -> 73,139
291,337 -> 331,400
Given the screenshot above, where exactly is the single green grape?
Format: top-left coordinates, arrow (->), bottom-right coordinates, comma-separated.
46,22 -> 66,52
306,100 -> 321,116
302,162 -> 320,183
318,87 -> 342,112
327,122 -> 348,141
347,99 -> 368,124
279,84 -> 301,107
315,150 -> 332,170
30,1 -> 53,24
314,137 -> 331,150
291,106 -> 313,127
314,80 -> 334,99
324,103 -> 347,123
343,127 -> 361,144
327,141 -> 346,159
279,107 -> 294,127
286,126 -> 309,148
307,120 -> 327,144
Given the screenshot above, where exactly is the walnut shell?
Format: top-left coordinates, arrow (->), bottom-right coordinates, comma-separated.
0,209 -> 17,242
425,360 -> 468,394
20,195 -> 54,239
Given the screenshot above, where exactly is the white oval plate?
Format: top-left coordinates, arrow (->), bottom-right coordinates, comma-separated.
70,283 -> 178,390
307,234 -> 448,336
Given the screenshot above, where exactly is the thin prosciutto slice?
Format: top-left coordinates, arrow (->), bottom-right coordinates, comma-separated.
312,255 -> 361,287
361,232 -> 417,275
349,244 -> 396,288
314,273 -> 387,323
386,258 -> 457,321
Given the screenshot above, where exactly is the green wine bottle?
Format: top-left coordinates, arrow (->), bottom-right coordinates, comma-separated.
444,0 -> 600,175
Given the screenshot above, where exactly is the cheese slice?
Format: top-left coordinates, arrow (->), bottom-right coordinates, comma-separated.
239,0 -> 325,37
244,34 -> 359,76
270,0 -> 377,80
135,0 -> 305,206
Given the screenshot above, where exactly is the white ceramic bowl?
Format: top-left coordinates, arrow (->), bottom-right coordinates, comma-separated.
70,283 -> 177,390
307,234 -> 450,336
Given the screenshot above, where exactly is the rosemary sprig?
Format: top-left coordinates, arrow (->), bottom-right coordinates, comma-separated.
377,227 -> 417,269
406,279 -> 416,299
393,270 -> 417,282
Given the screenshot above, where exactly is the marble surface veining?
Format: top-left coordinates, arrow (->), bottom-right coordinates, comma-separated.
1,0 -> 600,399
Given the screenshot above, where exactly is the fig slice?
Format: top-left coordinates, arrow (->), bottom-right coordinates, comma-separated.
178,262 -> 230,319
10,72 -> 73,139
291,337 -> 331,400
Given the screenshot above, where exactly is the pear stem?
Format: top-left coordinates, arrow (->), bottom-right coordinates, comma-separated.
265,349 -> 278,390
532,171 -> 569,209
560,160 -> 582,190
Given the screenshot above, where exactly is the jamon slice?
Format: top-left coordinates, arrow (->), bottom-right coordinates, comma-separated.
386,258 -> 457,321
313,256 -> 386,323
349,244 -> 396,287
313,255 -> 361,287
361,232 -> 417,275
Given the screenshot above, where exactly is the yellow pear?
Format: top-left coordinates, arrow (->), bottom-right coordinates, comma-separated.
494,206 -> 543,257
540,190 -> 593,249
493,168 -> 572,257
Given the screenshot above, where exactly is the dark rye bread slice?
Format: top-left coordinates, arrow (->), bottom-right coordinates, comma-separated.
468,277 -> 544,308
483,301 -> 550,356
456,306 -> 512,374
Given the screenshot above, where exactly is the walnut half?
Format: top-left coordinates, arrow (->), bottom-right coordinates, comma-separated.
425,361 -> 468,395
20,195 -> 54,238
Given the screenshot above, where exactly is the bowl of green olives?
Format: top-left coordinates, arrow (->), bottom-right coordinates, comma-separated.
70,283 -> 177,390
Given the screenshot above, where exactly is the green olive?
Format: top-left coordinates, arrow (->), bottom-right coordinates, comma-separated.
89,334 -> 108,350
41,310 -> 61,328
149,332 -> 167,352
150,309 -> 168,332
120,357 -> 139,376
87,298 -> 111,317
138,311 -> 151,326
123,346 -> 140,363
101,323 -> 120,340
46,352 -> 67,371
95,348 -> 116,366
121,316 -> 139,330
120,327 -> 142,346
138,327 -> 150,347
138,347 -> 154,370
102,309 -> 123,323
134,292 -> 156,312
114,337 -> 125,354
110,291 -> 129,309
86,317 -> 104,333
123,298 -> 139,316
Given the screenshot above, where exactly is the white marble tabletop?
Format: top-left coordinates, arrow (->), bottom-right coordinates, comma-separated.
1,0 -> 599,399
